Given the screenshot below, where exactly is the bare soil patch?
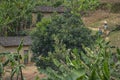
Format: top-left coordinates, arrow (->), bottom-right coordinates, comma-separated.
3,63 -> 45,80
82,9 -> 120,28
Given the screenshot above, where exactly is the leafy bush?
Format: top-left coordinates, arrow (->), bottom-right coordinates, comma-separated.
111,3 -> 120,13
111,25 -> 120,32
38,37 -> 120,80
31,12 -> 94,57
17,30 -> 29,36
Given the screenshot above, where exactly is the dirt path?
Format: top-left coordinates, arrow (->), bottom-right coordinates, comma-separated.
3,64 -> 46,80
22,65 -> 45,80
88,27 -> 98,31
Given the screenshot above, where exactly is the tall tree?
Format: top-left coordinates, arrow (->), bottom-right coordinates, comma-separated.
0,0 -> 37,36
31,0 -> 99,57
31,12 -> 94,57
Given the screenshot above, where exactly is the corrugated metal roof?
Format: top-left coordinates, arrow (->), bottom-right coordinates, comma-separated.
0,36 -> 32,47
33,6 -> 65,13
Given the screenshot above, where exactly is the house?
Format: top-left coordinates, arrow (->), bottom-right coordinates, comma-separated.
32,6 -> 65,26
0,36 -> 32,64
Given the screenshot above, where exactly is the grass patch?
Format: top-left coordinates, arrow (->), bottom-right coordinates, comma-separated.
109,31 -> 120,48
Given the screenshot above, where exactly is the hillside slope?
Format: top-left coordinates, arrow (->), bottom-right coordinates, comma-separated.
82,9 -> 120,48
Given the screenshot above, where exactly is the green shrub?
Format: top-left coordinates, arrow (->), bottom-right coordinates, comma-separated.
97,3 -> 112,11
111,3 -> 120,13
31,12 -> 94,57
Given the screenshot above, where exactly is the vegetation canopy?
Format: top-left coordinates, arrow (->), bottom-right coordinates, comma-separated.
31,12 -> 94,57
0,0 -> 37,36
38,38 -> 120,80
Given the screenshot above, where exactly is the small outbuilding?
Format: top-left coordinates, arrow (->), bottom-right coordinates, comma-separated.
0,36 -> 32,64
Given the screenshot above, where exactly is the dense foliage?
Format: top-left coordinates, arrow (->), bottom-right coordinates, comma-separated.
37,0 -> 99,12
31,12 -> 94,57
0,0 -> 37,36
38,38 -> 120,80
0,0 -> 99,36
